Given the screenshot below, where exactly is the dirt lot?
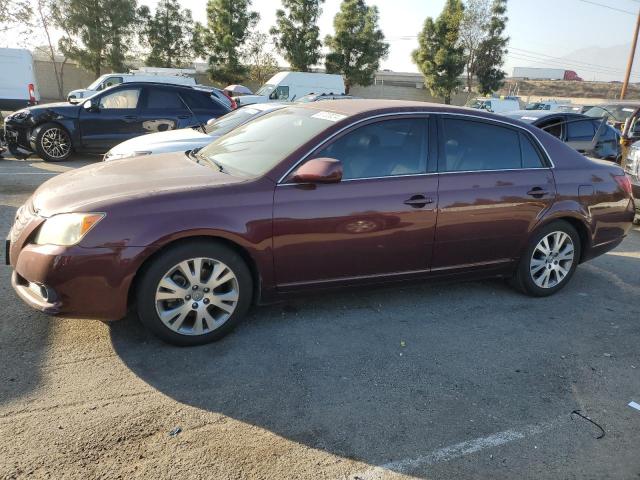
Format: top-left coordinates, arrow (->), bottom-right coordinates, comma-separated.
1,154 -> 640,480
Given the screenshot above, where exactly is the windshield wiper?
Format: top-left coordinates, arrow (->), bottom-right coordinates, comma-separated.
191,149 -> 226,173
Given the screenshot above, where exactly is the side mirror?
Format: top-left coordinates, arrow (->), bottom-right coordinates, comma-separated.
83,99 -> 98,112
289,157 -> 343,184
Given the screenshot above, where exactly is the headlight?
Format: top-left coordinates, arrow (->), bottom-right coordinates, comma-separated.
34,213 -> 105,246
103,151 -> 152,162
625,146 -> 640,176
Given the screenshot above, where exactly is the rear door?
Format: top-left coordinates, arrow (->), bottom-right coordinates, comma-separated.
79,86 -> 144,151
137,86 -> 193,134
181,90 -> 230,124
433,116 -> 556,273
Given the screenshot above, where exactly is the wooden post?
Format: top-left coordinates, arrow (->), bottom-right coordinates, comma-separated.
621,9 -> 640,100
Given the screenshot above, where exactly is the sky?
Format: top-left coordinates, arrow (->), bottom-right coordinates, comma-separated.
5,0 -> 640,81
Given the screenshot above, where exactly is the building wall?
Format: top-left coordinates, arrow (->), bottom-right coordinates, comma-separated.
34,60 -> 96,102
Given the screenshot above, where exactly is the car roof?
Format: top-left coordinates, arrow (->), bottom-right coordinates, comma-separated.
111,81 -> 202,91
501,110 -> 587,123
295,99 -> 478,117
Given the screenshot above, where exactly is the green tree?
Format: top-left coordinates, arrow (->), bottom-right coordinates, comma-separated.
52,0 -> 139,76
0,0 -> 32,33
324,0 -> 388,94
270,0 -> 324,72
138,0 -> 197,68
412,0 -> 465,104
474,0 -> 508,95
460,0 -> 490,93
199,0 -> 259,85
243,31 -> 279,85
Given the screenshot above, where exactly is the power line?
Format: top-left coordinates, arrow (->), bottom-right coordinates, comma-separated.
509,46 -> 632,75
506,54 -> 640,79
577,0 -> 636,15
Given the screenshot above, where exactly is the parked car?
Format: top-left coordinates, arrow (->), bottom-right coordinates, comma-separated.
501,110 -> 620,161
525,101 -> 563,111
584,102 -> 640,130
466,97 -> 520,113
295,93 -> 359,103
4,82 -> 231,162
104,102 -> 285,161
556,104 -> 594,114
6,100 -> 634,346
236,72 -> 345,106
623,143 -> 640,219
66,67 -> 197,102
0,48 -> 39,111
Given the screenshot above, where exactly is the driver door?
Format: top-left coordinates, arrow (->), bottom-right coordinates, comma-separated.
79,86 -> 145,151
272,116 -> 439,290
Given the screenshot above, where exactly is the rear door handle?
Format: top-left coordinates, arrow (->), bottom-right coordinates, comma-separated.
527,187 -> 549,197
404,194 -> 433,208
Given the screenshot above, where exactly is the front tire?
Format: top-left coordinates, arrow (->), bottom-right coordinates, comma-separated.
136,241 -> 253,346
511,220 -> 581,297
34,123 -> 73,162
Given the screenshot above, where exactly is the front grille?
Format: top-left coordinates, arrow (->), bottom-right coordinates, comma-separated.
9,199 -> 36,243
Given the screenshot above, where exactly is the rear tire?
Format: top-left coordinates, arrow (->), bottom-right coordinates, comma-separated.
511,220 -> 581,297
34,123 -> 73,162
136,240 -> 253,346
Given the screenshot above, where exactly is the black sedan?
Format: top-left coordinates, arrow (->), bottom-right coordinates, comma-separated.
4,82 -> 231,162
502,110 -> 620,161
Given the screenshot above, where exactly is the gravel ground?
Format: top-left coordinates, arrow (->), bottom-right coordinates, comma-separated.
1,154 -> 640,480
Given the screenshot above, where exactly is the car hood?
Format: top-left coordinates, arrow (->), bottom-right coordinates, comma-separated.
107,128 -> 211,156
31,152 -> 246,216
26,101 -> 80,119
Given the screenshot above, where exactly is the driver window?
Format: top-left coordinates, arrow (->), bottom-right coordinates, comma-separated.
314,118 -> 428,180
99,88 -> 140,109
272,85 -> 289,100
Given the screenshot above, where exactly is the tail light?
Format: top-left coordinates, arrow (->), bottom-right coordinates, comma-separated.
28,83 -> 36,104
223,90 -> 237,110
614,175 -> 633,197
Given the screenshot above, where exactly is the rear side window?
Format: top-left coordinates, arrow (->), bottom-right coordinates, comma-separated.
145,88 -> 186,109
566,119 -> 595,141
183,91 -> 228,115
440,119 -> 545,172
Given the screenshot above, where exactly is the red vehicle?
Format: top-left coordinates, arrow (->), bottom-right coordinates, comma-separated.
6,100 -> 635,345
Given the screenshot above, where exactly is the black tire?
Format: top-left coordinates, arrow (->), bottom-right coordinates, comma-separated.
136,240 -> 253,346
34,122 -> 73,162
510,220 -> 581,297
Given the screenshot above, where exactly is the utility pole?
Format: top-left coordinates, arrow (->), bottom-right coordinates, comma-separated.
621,8 -> 640,100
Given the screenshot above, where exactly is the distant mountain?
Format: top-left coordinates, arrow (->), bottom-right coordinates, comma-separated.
556,44 -> 639,82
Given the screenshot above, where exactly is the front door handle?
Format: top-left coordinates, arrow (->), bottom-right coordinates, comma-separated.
527,187 -> 549,198
404,194 -> 433,208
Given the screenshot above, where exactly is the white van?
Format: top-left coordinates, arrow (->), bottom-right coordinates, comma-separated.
467,97 -> 520,114
0,48 -> 40,111
67,67 -> 197,102
236,72 -> 345,106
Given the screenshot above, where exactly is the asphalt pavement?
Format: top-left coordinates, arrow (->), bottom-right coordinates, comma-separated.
1,153 -> 639,479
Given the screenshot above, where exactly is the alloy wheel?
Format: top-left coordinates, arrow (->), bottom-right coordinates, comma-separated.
529,231 -> 575,289
155,257 -> 240,336
40,127 -> 71,159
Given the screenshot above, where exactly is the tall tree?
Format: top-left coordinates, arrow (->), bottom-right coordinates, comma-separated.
243,31 -> 279,85
138,0 -> 197,68
474,0 -> 508,95
199,0 -> 259,85
460,0 -> 490,93
34,0 -> 66,99
324,0 -> 388,94
52,0 -> 139,77
270,0 -> 324,72
412,0 -> 466,104
0,0 -> 31,33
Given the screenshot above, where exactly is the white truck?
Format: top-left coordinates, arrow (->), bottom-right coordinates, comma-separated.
0,48 -> 40,111
236,72 -> 345,106
66,67 -> 197,102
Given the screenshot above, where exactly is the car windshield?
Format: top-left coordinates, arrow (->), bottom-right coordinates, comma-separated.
584,105 -> 637,122
256,84 -> 275,96
86,75 -> 110,90
204,107 -> 262,136
198,107 -> 342,178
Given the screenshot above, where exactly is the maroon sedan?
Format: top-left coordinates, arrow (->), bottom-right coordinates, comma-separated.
6,100 -> 635,345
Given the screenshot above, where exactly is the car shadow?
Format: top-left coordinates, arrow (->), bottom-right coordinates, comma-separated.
0,202 -> 53,406
108,234 -> 640,478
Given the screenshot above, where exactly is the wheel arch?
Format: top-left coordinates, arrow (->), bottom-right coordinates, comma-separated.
31,121 -> 75,154
127,235 -> 262,312
534,213 -> 592,263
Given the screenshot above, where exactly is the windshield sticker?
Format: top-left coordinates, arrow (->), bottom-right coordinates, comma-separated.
311,111 -> 347,122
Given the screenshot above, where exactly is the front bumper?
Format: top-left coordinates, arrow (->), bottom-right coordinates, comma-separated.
4,120 -> 35,155
9,240 -> 150,320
